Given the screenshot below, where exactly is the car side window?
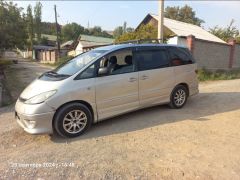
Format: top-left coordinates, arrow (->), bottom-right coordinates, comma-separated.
168,47 -> 195,66
135,50 -> 169,71
99,50 -> 134,75
76,64 -> 95,79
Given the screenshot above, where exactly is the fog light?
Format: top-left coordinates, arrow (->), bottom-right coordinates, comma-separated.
27,120 -> 36,129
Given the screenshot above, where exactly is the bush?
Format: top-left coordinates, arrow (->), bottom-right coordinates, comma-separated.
0,59 -> 13,66
198,68 -> 240,81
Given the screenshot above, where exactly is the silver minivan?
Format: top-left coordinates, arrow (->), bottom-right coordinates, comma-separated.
15,44 -> 199,137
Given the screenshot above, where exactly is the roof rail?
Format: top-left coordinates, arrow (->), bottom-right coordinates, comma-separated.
114,38 -> 163,45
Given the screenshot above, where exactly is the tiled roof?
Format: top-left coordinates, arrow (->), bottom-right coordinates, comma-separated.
79,34 -> 114,44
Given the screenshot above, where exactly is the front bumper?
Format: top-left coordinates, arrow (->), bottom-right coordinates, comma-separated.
15,100 -> 55,134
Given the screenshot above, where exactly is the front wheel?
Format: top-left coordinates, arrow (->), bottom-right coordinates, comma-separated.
169,85 -> 188,109
53,103 -> 92,138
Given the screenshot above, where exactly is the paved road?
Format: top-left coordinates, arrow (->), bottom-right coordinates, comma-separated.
0,52 -> 240,179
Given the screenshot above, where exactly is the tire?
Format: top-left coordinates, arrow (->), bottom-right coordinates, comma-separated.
53,103 -> 92,138
169,85 -> 188,109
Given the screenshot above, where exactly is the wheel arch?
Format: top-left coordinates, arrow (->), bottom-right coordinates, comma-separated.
175,83 -> 189,97
52,100 -> 95,129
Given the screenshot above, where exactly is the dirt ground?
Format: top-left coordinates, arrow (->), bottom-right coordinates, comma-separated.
0,52 -> 240,179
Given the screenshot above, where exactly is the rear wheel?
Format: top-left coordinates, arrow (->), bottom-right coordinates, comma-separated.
54,103 -> 92,138
169,85 -> 188,109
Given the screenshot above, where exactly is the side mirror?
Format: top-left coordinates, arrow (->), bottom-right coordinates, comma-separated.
98,67 -> 108,76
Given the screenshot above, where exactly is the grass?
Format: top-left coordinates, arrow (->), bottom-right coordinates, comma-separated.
0,58 -> 24,106
198,68 -> 240,81
0,59 -> 13,66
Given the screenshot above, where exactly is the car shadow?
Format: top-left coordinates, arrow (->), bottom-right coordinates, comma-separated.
51,92 -> 240,143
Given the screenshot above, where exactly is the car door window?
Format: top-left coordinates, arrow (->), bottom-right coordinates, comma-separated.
75,64 -> 95,79
99,50 -> 134,75
135,50 -> 169,71
168,47 -> 195,66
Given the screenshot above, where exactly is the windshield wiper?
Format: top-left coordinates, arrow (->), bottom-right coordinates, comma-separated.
45,71 -> 70,77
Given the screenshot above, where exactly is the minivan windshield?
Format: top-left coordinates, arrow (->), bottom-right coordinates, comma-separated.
53,50 -> 107,76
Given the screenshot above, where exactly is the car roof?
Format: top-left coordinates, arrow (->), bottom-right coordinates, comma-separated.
95,43 -> 187,52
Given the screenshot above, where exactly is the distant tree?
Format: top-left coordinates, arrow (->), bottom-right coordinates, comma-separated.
39,36 -> 48,45
113,26 -> 123,39
126,27 -> 134,33
83,28 -> 90,35
61,23 -> 84,41
236,36 -> 240,44
0,1 -> 27,49
41,22 -> 58,35
89,26 -> 102,36
34,2 -> 42,42
123,21 -> 127,34
115,24 -> 157,43
165,5 -> 205,26
209,19 -> 239,42
101,30 -> 112,38
26,5 -> 34,50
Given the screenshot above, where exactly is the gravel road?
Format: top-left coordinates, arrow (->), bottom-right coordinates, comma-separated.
0,52 -> 240,179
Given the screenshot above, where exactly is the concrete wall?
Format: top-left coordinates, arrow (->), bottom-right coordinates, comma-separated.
169,36 -> 236,70
233,44 -> 240,68
194,40 -> 231,70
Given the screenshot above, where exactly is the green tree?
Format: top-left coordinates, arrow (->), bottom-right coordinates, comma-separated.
41,22 -> 58,35
26,5 -> 34,51
236,36 -> 240,44
126,27 -> 134,33
0,1 -> 27,49
34,2 -> 42,42
165,5 -> 204,26
62,23 -> 84,41
209,19 -> 239,42
113,26 -> 123,39
123,21 -> 127,34
39,36 -> 48,45
87,26 -> 112,37
115,24 -> 157,43
89,26 -> 102,36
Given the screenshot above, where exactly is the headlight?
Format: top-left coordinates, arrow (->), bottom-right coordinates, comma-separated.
24,90 -> 57,104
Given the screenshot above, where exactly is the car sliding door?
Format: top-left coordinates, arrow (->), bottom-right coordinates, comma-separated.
134,47 -> 175,106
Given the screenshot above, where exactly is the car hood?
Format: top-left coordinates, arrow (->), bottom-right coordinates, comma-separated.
20,78 -> 64,100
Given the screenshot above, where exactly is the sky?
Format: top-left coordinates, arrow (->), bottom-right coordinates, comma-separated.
14,1 -> 240,31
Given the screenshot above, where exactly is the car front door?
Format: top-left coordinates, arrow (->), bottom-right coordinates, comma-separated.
135,47 -> 175,106
95,48 -> 139,120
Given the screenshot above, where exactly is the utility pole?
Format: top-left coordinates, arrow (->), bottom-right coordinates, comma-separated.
54,5 -> 60,56
158,0 -> 164,43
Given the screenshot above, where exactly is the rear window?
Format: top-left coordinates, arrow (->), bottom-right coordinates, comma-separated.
168,47 -> 195,66
135,50 -> 170,71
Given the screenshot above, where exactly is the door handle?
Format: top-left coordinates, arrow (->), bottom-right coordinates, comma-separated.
141,75 -> 148,80
129,77 -> 137,82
